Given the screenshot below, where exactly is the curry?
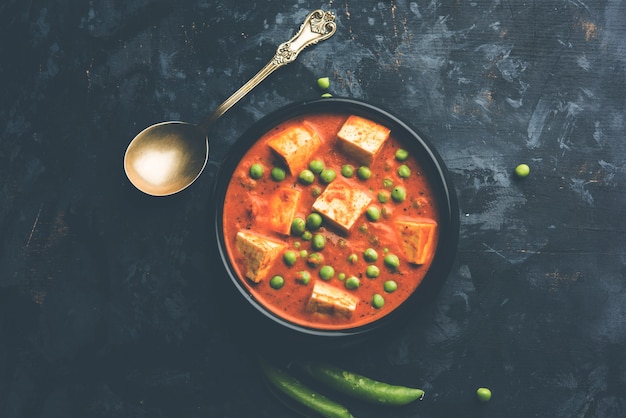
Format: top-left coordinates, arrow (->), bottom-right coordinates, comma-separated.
222,112 -> 440,330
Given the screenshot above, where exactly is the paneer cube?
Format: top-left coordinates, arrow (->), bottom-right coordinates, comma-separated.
394,219 -> 438,265
312,180 -> 372,233
267,122 -> 322,175
337,115 -> 391,165
306,281 -> 358,319
235,231 -> 286,283
268,187 -> 301,235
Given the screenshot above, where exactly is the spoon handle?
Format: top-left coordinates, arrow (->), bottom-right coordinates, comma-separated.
200,9 -> 337,129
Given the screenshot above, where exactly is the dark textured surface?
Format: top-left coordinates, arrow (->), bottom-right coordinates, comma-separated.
1,1 -> 625,417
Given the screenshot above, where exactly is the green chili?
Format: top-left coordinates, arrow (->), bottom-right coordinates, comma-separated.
259,358 -> 354,418
299,361 -> 425,406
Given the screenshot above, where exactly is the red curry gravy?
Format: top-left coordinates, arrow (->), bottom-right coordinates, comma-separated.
222,113 -> 440,330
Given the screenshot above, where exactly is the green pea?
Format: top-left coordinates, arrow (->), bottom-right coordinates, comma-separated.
347,253 -> 358,264
337,273 -> 346,281
296,270 -> 311,285
363,248 -> 378,262
307,252 -> 325,267
391,186 -> 406,202
366,206 -> 381,222
366,265 -> 380,279
372,293 -> 385,308
321,93 -> 333,98
397,164 -> 411,178
269,275 -> 285,289
476,387 -> 492,402
312,233 -> 326,251
299,169 -> 315,185
341,164 -> 355,178
311,186 -> 322,197
378,191 -> 390,203
309,160 -> 325,174
384,254 -> 400,270
299,250 -> 308,258
515,163 -> 530,178
319,265 -> 335,281
384,280 -> 398,293
382,178 -> 394,189
249,163 -> 264,179
320,169 -> 336,184
271,167 -> 286,181
395,148 -> 409,161
283,250 -> 298,266
357,166 -> 372,180
345,276 -> 360,290
291,217 -> 306,236
306,213 -> 323,230
317,77 -> 330,90
302,231 -> 313,241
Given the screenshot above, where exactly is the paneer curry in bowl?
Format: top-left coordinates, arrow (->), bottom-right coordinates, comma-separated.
213,98 -> 459,343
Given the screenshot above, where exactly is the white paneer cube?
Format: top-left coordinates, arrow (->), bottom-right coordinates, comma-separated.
306,281 -> 358,318
268,187 -> 301,235
337,115 -> 390,165
394,219 -> 438,265
312,180 -> 372,233
267,122 -> 322,175
235,231 -> 286,283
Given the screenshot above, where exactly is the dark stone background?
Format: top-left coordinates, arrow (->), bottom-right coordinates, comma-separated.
1,1 -> 625,417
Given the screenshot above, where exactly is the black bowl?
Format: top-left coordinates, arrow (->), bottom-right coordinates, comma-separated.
211,98 -> 459,350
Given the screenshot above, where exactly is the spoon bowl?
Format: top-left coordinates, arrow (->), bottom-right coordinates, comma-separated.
124,122 -> 208,197
123,10 -> 337,196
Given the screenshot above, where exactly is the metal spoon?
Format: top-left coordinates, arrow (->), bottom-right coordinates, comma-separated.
124,10 -> 337,196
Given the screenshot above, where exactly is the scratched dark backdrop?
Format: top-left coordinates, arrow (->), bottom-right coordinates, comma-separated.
1,1 -> 625,417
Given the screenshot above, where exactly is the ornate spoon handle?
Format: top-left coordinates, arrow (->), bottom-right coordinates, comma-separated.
200,10 -> 337,129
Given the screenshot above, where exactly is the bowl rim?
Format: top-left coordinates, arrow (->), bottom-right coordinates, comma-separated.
212,97 -> 460,340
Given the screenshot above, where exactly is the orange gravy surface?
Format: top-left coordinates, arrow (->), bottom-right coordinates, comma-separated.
222,113 -> 440,330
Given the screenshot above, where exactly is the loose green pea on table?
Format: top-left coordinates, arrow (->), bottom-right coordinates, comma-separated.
476,387 -> 492,402
317,77 -> 331,90
515,163 -> 530,178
